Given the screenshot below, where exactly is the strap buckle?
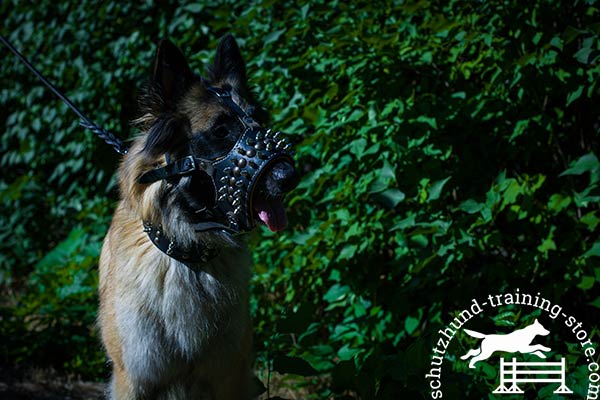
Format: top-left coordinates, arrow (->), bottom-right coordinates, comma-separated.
178,155 -> 196,174
138,155 -> 198,184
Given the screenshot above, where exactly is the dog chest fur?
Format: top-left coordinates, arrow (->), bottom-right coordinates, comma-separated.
99,205 -> 252,395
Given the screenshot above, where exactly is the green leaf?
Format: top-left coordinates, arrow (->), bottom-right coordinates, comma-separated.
537,227 -> 557,254
337,343 -> 360,361
375,188 -> 405,208
501,179 -> 523,206
300,4 -> 310,19
509,119 -> 529,142
264,29 -> 286,46
338,244 -> 358,261
334,209 -> 350,223
481,363 -> 497,379
346,109 -> 365,123
404,315 -> 420,335
550,36 -> 563,50
349,138 -> 367,160
457,199 -> 484,214
416,115 -> 437,129
324,284 -> 350,303
560,153 -> 599,180
577,276 -> 595,290
184,4 -> 203,13
574,37 -> 594,64
583,242 -> 600,258
367,160 -> 397,193
428,177 -> 451,201
547,193 -> 571,213
35,227 -> 86,271
580,212 -> 600,231
381,160 -> 396,180
566,85 -> 584,106
390,214 -> 416,231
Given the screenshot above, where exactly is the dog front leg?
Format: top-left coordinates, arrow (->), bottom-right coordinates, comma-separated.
109,362 -> 136,400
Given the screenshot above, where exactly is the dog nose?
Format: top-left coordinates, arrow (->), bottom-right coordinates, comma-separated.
269,160 -> 299,194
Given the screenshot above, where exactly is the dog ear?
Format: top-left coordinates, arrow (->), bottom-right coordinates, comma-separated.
152,39 -> 195,108
209,34 -> 248,93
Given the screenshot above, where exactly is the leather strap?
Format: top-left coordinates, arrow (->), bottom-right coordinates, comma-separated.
138,155 -> 214,184
206,86 -> 258,126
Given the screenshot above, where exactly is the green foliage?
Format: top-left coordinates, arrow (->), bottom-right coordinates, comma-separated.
1,0 -> 599,398
1,220 -> 107,377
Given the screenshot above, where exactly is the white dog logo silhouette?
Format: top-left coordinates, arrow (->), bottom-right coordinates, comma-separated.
461,319 -> 551,368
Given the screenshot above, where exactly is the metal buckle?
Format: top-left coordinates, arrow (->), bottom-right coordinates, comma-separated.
179,155 -> 196,174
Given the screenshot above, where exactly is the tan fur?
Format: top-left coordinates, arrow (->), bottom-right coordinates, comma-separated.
99,129 -> 254,399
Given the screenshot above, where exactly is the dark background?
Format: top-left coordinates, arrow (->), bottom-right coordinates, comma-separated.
1,0 -> 598,398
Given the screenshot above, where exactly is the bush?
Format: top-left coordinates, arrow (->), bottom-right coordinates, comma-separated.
1,0 -> 598,398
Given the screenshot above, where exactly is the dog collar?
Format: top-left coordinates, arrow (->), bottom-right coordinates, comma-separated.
143,221 -> 219,264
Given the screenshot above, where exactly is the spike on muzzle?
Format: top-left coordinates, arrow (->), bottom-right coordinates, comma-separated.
211,125 -> 294,233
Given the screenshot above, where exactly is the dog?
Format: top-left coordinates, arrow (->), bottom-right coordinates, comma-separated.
460,319 -> 551,368
98,34 -> 298,399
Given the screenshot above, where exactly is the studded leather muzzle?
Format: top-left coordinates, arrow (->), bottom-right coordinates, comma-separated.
137,86 -> 294,235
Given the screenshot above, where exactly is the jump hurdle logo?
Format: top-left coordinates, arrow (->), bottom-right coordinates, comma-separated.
461,319 -> 573,394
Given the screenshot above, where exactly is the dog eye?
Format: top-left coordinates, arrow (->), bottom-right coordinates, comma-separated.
212,126 -> 229,138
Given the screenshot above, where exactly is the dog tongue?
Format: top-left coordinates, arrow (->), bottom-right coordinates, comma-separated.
254,198 -> 287,232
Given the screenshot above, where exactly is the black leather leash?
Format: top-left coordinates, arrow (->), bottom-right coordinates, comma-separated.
0,34 -> 129,155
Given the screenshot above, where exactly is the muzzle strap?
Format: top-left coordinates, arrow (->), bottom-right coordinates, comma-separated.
205,86 -> 254,123
138,155 -> 214,184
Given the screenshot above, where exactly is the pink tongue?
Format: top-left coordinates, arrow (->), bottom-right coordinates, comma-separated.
254,198 -> 288,232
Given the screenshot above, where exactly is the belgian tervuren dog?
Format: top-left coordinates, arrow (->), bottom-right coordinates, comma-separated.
99,34 -> 298,399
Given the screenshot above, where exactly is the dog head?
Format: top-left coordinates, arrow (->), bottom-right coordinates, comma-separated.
532,319 -> 550,336
120,35 -> 298,249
